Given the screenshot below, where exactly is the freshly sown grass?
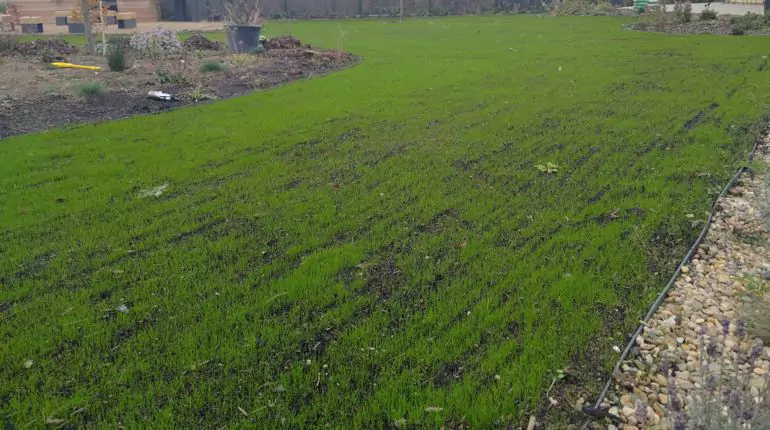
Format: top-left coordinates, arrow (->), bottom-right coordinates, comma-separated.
2,16 -> 770,428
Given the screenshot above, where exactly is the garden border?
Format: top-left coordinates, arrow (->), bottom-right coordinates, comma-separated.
581,131 -> 764,428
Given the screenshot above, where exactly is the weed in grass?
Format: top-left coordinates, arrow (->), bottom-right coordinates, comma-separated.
199,61 -> 227,73
75,81 -> 105,97
3,17 -> 770,429
336,26 -> 347,58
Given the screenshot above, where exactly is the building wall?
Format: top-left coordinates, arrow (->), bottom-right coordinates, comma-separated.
15,0 -> 79,24
116,0 -> 159,21
14,0 -> 158,24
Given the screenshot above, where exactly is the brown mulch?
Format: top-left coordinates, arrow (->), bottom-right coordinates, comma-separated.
13,39 -> 78,57
0,37 -> 359,139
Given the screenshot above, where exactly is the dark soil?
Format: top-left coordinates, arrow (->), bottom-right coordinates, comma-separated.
182,33 -> 222,51
263,35 -> 304,50
0,38 -> 359,139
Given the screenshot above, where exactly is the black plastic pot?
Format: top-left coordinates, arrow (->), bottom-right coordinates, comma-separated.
226,24 -> 262,53
68,22 -> 85,34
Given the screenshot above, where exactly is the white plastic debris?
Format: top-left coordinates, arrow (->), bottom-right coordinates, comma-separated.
148,90 -> 173,101
139,184 -> 168,198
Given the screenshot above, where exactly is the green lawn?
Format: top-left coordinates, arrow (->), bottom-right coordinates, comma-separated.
2,16 -> 769,428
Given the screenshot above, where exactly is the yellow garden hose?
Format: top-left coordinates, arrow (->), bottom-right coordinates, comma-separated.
51,62 -> 101,71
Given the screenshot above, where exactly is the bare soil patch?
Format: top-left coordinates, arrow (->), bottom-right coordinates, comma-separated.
0,35 -> 359,139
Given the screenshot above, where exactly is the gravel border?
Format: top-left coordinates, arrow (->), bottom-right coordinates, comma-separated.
593,138 -> 770,429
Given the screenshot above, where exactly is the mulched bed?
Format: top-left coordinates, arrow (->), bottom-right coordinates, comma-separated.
0,35 -> 359,139
627,16 -> 770,36
13,39 -> 79,56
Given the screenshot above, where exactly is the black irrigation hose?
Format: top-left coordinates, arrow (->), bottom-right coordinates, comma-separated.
581,135 -> 763,429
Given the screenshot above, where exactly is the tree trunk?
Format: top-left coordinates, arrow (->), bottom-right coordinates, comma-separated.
99,1 -> 106,56
400,0 -> 404,21
427,0 -> 431,14
80,0 -> 95,54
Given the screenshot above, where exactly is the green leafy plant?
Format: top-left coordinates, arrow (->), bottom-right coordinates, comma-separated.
535,162 -> 559,173
155,68 -> 187,84
199,61 -> 227,73
75,82 -> 105,97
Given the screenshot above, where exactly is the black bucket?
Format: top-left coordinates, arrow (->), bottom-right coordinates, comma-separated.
226,25 -> 262,53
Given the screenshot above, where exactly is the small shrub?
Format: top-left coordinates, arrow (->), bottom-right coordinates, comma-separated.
76,82 -> 105,97
0,2 -> 6,13
249,76 -> 264,89
155,68 -> 187,85
730,13 -> 770,33
107,40 -> 128,72
699,8 -> 718,21
130,28 -> 182,59
595,1 -> 616,15
180,84 -> 217,103
673,1 -> 692,24
731,27 -> 746,36
199,61 -> 227,73
0,34 -> 19,54
551,0 -> 593,16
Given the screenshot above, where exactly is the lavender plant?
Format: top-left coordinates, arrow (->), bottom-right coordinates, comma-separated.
663,318 -> 770,429
673,1 -> 692,24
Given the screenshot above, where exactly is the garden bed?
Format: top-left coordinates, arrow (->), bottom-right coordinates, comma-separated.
627,11 -> 770,36
0,35 -> 358,139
